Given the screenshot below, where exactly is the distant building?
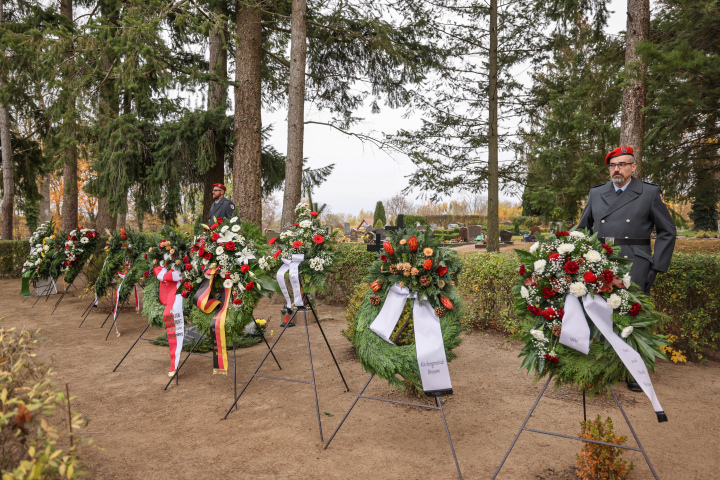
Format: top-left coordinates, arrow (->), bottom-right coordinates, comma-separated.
357,218 -> 374,230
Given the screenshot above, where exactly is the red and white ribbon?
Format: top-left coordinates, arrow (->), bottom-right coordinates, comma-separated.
153,266 -> 185,374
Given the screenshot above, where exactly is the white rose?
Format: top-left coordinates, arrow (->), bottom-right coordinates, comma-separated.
623,274 -> 631,288
584,250 -> 602,263
529,242 -> 540,253
520,286 -> 529,299
557,243 -> 575,254
569,231 -> 585,239
215,246 -> 224,256
221,225 -> 229,233
569,282 -> 588,297
43,245 -> 50,251
607,293 -> 621,309
533,259 -> 547,275
231,225 -> 240,232
530,329 -> 545,341
621,326 -> 634,338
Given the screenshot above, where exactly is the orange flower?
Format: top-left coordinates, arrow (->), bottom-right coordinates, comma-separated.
423,258 -> 433,270
383,241 -> 394,255
408,236 -> 418,252
440,296 -> 454,310
370,280 -> 383,292
399,239 -> 407,245
423,247 -> 433,256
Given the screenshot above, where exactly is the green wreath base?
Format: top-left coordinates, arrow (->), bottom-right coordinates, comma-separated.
95,250 -> 126,299
352,288 -> 464,392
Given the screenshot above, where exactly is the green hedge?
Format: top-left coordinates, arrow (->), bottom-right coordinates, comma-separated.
0,240 -> 30,278
322,243 -> 376,303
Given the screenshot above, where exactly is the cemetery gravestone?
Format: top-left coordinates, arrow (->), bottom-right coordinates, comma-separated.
468,225 -> 483,240
344,223 -> 350,235
458,227 -> 469,242
500,230 -> 514,243
350,229 -> 358,242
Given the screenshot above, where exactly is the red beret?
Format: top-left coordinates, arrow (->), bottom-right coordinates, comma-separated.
605,146 -> 634,164
213,183 -> 226,192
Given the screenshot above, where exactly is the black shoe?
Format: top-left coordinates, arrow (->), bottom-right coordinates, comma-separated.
280,321 -> 295,328
626,379 -> 642,392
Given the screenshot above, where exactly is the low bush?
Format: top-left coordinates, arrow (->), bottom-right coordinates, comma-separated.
322,243 -> 375,303
0,240 -> 30,278
576,416 -> 633,480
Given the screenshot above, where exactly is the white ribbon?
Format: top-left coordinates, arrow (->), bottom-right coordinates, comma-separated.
155,267 -> 185,372
275,254 -> 305,308
369,285 -> 453,395
560,293 -> 666,420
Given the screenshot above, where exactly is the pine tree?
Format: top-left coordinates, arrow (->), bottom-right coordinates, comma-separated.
374,201 -> 386,227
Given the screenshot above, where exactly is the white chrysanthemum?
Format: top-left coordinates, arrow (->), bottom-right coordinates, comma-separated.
584,250 -> 602,263
557,243 -> 575,254
621,326 -> 634,338
231,225 -> 240,232
530,329 -> 545,341
258,257 -> 269,270
230,217 -> 238,222
623,273 -> 631,288
533,259 -> 547,274
80,237 -> 89,244
520,286 -> 529,299
35,243 -> 42,249
299,220 -> 312,228
569,231 -> 585,239
220,225 -> 229,233
215,246 -> 224,256
569,282 -> 588,297
43,245 -> 50,251
529,242 -> 540,253
163,253 -> 171,261
607,293 -> 621,309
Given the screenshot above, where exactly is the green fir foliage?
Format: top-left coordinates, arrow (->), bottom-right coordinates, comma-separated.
373,201 -> 386,226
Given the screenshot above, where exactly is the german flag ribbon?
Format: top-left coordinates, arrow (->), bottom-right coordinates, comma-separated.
193,267 -> 231,374
153,266 -> 185,374
194,267 -> 221,313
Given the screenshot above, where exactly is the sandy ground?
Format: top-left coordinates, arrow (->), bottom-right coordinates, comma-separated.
3,278 -> 719,479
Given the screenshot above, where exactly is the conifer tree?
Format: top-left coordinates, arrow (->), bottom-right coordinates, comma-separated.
373,201 -> 386,227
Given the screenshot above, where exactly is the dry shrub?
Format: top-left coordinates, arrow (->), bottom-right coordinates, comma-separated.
576,416 -> 633,480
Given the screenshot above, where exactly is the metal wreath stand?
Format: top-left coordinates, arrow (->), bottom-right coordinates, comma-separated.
323,215 -> 463,480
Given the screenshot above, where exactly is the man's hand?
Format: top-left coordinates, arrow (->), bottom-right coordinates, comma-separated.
647,268 -> 658,286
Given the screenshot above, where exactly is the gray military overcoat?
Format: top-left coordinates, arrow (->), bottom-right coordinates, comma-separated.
207,197 -> 236,224
577,177 -> 676,292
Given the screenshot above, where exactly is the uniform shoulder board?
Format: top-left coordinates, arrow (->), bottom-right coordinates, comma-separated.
642,180 -> 659,186
591,183 -> 605,189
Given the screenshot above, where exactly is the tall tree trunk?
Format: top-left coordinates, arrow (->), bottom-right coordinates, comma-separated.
116,191 -> 127,228
203,8 -> 228,222
486,0 -> 499,253
620,0 -> 649,178
233,2 -> 263,225
96,197 -> 117,233
60,0 -> 78,232
281,0 -> 307,228
1,0 -> 13,240
40,175 -> 51,223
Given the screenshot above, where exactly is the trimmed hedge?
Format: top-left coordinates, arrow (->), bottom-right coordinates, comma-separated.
0,240 -> 30,278
322,243 -> 376,303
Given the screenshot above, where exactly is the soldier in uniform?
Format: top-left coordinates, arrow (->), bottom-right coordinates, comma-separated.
577,146 -> 676,391
207,183 -> 236,224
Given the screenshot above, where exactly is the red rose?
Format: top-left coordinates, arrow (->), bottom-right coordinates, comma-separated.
269,237 -> 277,245
204,252 -> 212,260
292,223 -> 299,227
218,218 -> 223,224
310,212 -> 319,216
211,233 -> 220,242
583,271 -> 597,283
542,286 -> 556,299
233,298 -> 242,305
225,273 -> 231,279
557,307 -> 564,320
563,261 -> 579,274
602,269 -> 614,283
240,264 -> 250,274
601,244 -> 613,255
544,353 -> 559,363
273,250 -> 281,259
556,231 -> 570,237
86,232 -> 93,238
528,305 -> 541,316
181,290 -> 189,298
313,235 -> 324,244
144,253 -> 148,259
549,253 -> 560,261
292,240 -> 303,249
226,241 -> 236,251
185,263 -> 192,271
184,282 -> 193,290
519,264 -> 526,276
198,247 -> 205,257
380,254 -> 388,262
540,307 -> 556,320
143,271 -> 150,278
436,266 -> 448,277
182,256 -> 189,263
245,281 -> 255,291
629,302 -> 642,316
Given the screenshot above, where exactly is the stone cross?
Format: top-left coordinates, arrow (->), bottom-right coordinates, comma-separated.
368,214 -> 404,252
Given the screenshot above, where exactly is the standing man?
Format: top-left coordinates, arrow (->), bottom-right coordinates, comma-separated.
207,183 -> 236,224
577,146 -> 676,391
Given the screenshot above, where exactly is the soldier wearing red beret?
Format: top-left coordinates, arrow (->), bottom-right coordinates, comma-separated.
577,147 -> 676,391
207,183 -> 236,223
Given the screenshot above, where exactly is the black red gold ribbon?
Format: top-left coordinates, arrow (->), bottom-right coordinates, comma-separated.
193,267 -> 232,374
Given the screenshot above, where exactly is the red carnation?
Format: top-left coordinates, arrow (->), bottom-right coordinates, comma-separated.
556,231 -> 570,237
86,231 -> 93,238
549,253 -> 560,261
528,305 -> 541,316
211,233 -> 220,242
184,282 -> 193,290
436,266 -> 448,277
602,269 -> 614,283
210,223 -> 218,229
313,235 -> 325,244
601,244 -> 613,255
273,250 -> 281,259
269,237 -> 277,245
310,212 -> 319,216
380,254 -> 388,262
143,271 -> 150,278
583,271 -> 597,283
185,263 -> 192,271
225,273 -> 231,279
233,298 -> 242,305
144,253 -> 148,259
292,240 -> 303,249
198,247 -> 205,257
542,286 -> 556,299
563,261 -> 579,274
204,252 -> 212,260
540,307 -> 556,320
217,218 -> 223,224
182,256 -> 189,263
292,223 -> 299,227
240,264 -> 250,274
245,281 -> 255,291
225,241 -> 236,251
519,264 -> 526,276
181,290 -> 189,298
629,302 -> 642,316
544,354 -> 559,363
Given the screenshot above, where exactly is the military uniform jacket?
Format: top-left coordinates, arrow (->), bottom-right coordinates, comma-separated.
207,197 -> 235,224
577,177 -> 676,273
